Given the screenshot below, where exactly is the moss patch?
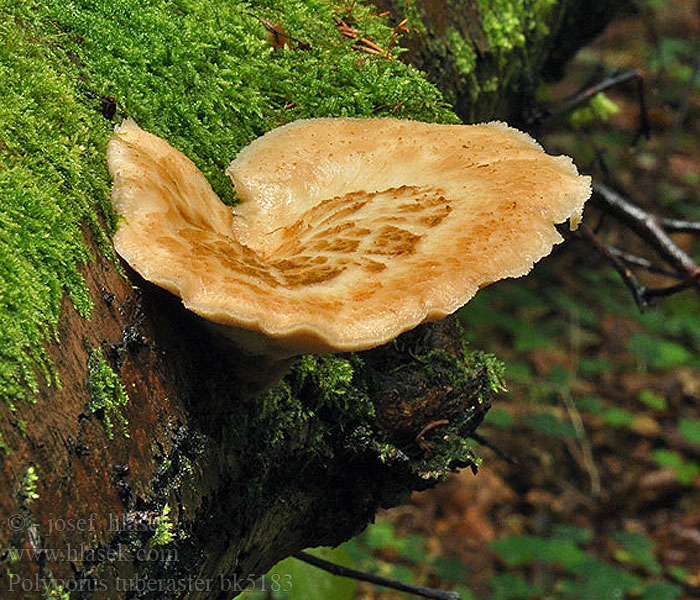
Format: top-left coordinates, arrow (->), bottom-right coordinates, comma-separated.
17,465 -> 40,507
258,348 -> 500,479
87,347 -> 129,439
387,0 -> 560,120
477,0 -> 558,59
0,0 -> 457,407
473,0 -> 560,102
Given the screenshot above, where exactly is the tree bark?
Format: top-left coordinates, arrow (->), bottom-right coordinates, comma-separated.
0,1 -> 624,598
372,0 -> 633,124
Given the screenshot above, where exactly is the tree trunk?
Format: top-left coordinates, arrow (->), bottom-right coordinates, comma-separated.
0,1 -> 622,598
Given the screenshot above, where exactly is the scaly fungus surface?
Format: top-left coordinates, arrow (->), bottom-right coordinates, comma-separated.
107,117 -> 590,355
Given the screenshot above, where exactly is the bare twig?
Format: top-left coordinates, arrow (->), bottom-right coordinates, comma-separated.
293,551 -> 462,600
574,222 -> 651,310
607,246 -> 679,277
591,182 -> 700,278
559,391 -> 601,498
335,17 -> 388,56
658,216 -> 700,235
574,183 -> 700,308
469,432 -> 518,466
550,69 -> 641,121
534,69 -> 649,140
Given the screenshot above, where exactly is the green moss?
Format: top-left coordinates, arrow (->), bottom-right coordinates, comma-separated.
0,0 -> 456,408
18,465 -> 40,506
477,0 -> 558,62
87,347 -> 130,439
393,0 -> 560,120
259,354 -> 375,453
445,27 -> 477,77
568,91 -> 621,128
421,348 -> 505,400
476,0 -> 559,105
258,346 -> 502,478
151,503 -> 176,546
445,27 -> 479,102
0,15 -> 107,408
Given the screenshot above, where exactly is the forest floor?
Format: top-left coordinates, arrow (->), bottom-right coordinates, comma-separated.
350,1 -> 700,599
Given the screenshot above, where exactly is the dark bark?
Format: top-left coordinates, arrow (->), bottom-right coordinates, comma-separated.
372,0 -> 633,123
1,237 -> 491,599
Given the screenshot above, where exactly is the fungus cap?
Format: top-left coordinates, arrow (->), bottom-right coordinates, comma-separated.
107,118 -> 590,354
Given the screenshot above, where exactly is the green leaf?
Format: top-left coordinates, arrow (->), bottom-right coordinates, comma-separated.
652,449 -> 700,484
546,365 -> 571,389
668,565 -> 690,583
679,418 -> 700,446
638,390 -> 668,411
640,581 -> 684,600
364,519 -> 402,551
551,524 -> 593,545
603,407 -> 636,428
490,573 -> 541,600
575,396 -> 604,415
522,412 -> 579,439
611,531 -> 661,574
431,556 -> 471,582
506,362 -> 534,383
398,535 -> 427,563
454,585 -> 478,600
627,334 -> 692,371
565,557 -> 642,600
513,323 -> 554,352
578,357 -> 612,377
484,409 -> 515,429
490,534 -> 586,568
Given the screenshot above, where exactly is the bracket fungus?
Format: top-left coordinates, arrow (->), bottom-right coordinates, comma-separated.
107,118 -> 590,362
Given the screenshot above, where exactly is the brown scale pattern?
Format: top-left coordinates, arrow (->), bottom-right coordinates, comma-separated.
159,185 -> 453,291
260,185 -> 452,288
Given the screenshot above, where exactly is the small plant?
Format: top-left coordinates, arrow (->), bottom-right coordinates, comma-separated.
151,503 -> 176,546
19,465 -> 40,505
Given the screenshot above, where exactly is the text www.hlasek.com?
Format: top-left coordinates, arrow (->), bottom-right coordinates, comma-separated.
4,542 -> 176,564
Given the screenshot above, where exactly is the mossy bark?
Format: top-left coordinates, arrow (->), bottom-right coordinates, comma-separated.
372,0 -> 632,124
0,1 -> 621,598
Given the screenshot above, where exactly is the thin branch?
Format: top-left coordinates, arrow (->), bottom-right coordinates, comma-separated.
642,273 -> 700,302
575,191 -> 700,309
575,222 -> 651,310
657,217 -> 700,235
469,432 -> 518,466
607,246 -> 679,277
536,69 -> 648,136
551,69 -> 640,119
293,551 -> 462,600
591,182 -> 700,278
559,390 -> 601,498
